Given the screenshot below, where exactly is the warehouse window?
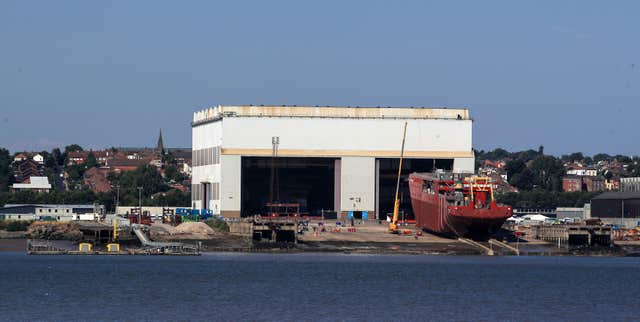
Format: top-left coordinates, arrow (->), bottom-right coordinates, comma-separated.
212,182 -> 220,200
192,146 -> 221,166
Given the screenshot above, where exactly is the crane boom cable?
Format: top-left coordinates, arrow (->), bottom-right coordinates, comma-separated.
390,122 -> 408,232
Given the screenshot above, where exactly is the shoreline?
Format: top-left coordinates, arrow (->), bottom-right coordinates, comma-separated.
2,237 -> 638,256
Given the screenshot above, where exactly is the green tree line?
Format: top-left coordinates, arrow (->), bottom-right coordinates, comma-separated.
0,146 -> 190,211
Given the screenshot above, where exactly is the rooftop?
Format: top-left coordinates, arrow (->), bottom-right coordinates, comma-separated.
4,204 -> 101,209
12,176 -> 51,190
193,105 -> 470,125
592,191 -> 640,200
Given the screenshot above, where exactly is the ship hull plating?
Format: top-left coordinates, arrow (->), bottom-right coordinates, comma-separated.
409,173 -> 512,240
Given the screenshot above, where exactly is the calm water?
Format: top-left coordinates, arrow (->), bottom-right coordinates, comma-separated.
1,253 -> 639,322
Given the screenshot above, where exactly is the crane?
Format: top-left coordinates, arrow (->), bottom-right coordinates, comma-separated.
389,122 -> 408,233
107,217 -> 121,253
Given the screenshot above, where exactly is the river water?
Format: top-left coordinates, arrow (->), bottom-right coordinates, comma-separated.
1,253 -> 638,321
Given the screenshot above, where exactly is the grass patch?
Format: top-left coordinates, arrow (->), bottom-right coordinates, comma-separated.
204,218 -> 229,233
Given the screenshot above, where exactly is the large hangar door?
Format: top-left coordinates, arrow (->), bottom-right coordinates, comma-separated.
241,157 -> 337,217
376,158 -> 453,220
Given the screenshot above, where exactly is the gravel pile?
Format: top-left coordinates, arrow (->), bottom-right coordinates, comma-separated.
173,222 -> 217,236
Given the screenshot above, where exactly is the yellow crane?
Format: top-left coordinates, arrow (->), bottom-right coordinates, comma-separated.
107,217 -> 121,252
389,122 -> 408,233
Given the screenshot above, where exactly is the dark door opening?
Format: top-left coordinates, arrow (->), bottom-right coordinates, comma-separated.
241,157 -> 336,217
201,183 -> 209,210
377,158 -> 453,220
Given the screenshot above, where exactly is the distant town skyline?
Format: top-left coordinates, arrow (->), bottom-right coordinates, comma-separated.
1,1 -> 639,155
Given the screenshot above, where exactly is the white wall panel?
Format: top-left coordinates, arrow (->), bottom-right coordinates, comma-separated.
220,155 -> 241,212
453,157 -> 476,173
340,157 -> 376,212
221,118 -> 472,153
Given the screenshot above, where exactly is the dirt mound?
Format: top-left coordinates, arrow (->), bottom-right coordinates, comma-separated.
27,222 -> 83,241
174,222 -> 217,235
149,223 -> 176,235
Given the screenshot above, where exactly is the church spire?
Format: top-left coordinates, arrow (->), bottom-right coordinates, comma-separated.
157,128 -> 165,154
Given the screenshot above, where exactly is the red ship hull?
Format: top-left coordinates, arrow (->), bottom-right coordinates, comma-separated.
409,173 -> 512,240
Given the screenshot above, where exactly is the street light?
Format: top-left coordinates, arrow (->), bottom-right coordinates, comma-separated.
137,187 -> 143,224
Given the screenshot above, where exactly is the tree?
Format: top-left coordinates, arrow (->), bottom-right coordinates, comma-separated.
593,153 -> 612,163
503,159 -> 535,190
564,152 -> 584,163
614,155 -> 633,164
478,148 -> 510,161
51,148 -> 64,166
64,144 -> 83,154
530,156 -> 565,191
505,159 -> 526,177
39,150 -> 56,168
162,151 -> 177,166
151,189 -> 190,207
164,165 -> 185,183
110,165 -> 168,204
66,164 -> 85,182
512,149 -> 541,162
509,168 -> 535,191
85,153 -> 98,169
0,148 -> 13,192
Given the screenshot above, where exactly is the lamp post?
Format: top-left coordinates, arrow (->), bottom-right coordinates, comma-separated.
137,187 -> 143,224
621,199 -> 625,229
115,184 -> 120,215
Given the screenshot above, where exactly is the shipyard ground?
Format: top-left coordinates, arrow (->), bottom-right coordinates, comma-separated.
3,221 -> 640,256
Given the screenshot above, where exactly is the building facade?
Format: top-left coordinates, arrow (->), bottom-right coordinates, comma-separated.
621,177 -> 640,192
11,176 -> 52,193
191,105 -> 475,219
0,204 -> 105,221
591,192 -> 640,228
562,176 -> 583,192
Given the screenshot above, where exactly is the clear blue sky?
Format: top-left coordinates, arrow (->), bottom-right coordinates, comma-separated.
1,1 -> 638,156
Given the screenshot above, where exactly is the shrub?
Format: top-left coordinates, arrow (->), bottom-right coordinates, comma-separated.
204,218 -> 229,232
4,220 -> 33,232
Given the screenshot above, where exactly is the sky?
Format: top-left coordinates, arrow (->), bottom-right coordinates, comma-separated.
1,1 -> 639,156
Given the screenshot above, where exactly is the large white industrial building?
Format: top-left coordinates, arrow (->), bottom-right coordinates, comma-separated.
191,105 -> 474,219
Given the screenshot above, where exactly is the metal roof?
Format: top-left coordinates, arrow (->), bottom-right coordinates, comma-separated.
11,176 -> 51,189
4,204 -> 101,209
592,191 -> 640,200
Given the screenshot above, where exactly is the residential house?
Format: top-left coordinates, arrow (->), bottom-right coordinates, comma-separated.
12,158 -> 44,183
563,176 -> 584,192
83,167 -> 112,193
67,150 -> 110,166
12,176 -> 52,193
583,176 -> 605,192
605,178 -> 621,191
